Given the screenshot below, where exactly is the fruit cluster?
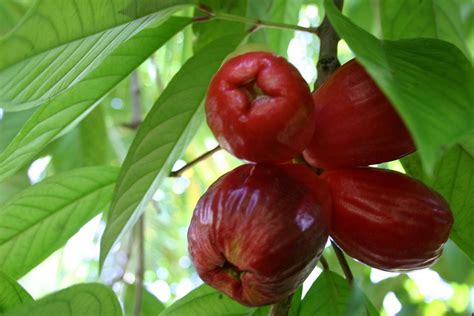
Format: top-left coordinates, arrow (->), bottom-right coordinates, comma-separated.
187,52 -> 453,306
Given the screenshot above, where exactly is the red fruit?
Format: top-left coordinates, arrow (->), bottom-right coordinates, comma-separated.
206,52 -> 315,163
303,59 -> 416,169
188,163 -> 331,306
321,167 -> 453,272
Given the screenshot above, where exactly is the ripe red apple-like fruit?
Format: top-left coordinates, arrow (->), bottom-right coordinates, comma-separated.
321,167 -> 453,271
206,51 -> 315,163
188,163 -> 331,306
303,59 -> 416,169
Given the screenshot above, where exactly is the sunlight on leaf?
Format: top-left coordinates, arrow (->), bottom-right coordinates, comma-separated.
0,17 -> 191,183
0,0 -> 195,111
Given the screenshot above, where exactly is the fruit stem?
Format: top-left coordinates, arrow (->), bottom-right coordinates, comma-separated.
331,240 -> 354,285
319,255 -> 330,270
169,145 -> 221,177
269,294 -> 293,316
196,8 -> 318,35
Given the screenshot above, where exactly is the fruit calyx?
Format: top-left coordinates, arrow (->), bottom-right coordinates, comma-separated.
221,260 -> 244,281
240,79 -> 267,105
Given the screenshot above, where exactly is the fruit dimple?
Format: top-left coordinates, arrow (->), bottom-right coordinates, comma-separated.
221,260 -> 244,281
238,80 -> 269,111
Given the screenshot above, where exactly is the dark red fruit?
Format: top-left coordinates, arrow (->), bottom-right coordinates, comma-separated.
206,52 -> 315,163
303,59 -> 416,169
321,167 -> 453,272
188,163 -> 331,306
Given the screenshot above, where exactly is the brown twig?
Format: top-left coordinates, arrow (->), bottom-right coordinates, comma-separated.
314,0 -> 344,90
123,71 -> 143,130
331,240 -> 354,285
169,145 -> 221,177
133,215 -> 145,316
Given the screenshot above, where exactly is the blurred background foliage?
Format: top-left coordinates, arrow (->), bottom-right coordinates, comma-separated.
0,0 -> 472,315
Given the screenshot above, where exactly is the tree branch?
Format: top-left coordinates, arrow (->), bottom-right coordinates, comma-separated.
169,145 -> 221,177
314,0 -> 344,90
134,215 -> 145,316
123,71 -> 143,130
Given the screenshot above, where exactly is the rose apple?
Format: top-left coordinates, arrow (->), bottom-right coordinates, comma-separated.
321,167 -> 453,271
303,59 -> 416,169
206,52 -> 315,163
188,163 -> 331,306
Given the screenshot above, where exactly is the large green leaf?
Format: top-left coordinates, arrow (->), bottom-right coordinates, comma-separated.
324,0 -> 474,174
99,32 -> 245,266
160,284 -> 254,316
0,271 -> 33,312
0,0 -> 27,36
0,17 -> 191,183
402,146 -> 474,261
0,166 -> 118,279
380,0 -> 471,59
300,271 -> 377,316
2,283 -> 122,316
0,0 -> 194,111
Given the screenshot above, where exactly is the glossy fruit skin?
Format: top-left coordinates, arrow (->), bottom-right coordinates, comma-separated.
188,163 -> 331,306
206,52 -> 315,163
321,167 -> 453,272
303,59 -> 416,169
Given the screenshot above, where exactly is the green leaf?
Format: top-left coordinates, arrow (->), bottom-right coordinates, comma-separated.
380,0 -> 471,59
0,0 -> 27,36
0,271 -> 33,312
300,271 -> 377,316
289,286 -> 303,316
99,32 -> 245,266
2,283 -> 122,316
266,0 -> 305,57
0,166 -> 119,279
402,146 -> 474,261
160,284 -> 254,316
123,284 -> 165,316
0,17 -> 191,183
461,131 -> 474,157
0,0 -> 193,111
324,0 -> 474,174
